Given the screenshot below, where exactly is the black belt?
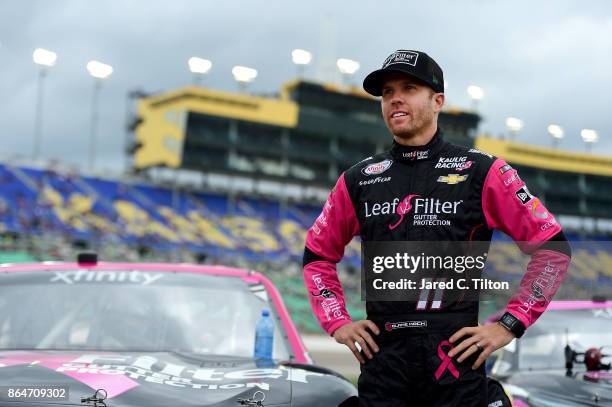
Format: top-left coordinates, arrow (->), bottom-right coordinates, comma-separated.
370,313 -> 478,339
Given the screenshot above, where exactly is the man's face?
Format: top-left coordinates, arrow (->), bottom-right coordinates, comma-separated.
380,73 -> 444,140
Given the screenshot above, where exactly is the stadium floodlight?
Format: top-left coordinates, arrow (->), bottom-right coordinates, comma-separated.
232,66 -> 257,92
188,57 -> 212,85
86,60 -> 113,172
581,129 -> 598,152
505,117 -> 523,138
547,124 -> 564,139
467,85 -> 484,100
292,49 -> 312,79
86,60 -> 113,79
336,58 -> 360,86
336,58 -> 360,75
232,66 -> 258,83
467,85 -> 484,110
188,57 -> 212,74
31,48 -> 58,162
292,49 -> 312,66
32,48 -> 57,67
547,124 -> 564,148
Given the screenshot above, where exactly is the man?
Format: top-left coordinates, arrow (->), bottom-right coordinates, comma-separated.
302,50 -> 571,406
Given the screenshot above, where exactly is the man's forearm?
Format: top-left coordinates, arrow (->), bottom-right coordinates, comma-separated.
504,236 -> 571,330
303,247 -> 352,335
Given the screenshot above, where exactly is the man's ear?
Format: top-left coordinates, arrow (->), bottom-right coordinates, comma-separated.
433,93 -> 445,112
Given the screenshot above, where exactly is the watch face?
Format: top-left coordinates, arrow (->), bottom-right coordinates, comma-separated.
501,313 -> 516,327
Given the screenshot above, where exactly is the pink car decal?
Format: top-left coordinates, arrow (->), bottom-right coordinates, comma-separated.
0,352 -> 138,398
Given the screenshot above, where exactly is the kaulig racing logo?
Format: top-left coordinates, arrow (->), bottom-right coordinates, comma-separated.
364,194 -> 462,229
434,156 -> 473,171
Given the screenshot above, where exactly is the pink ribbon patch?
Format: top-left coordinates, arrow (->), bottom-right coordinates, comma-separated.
434,340 -> 460,380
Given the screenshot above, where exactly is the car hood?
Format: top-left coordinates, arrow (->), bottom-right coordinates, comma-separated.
0,350 -> 355,406
507,370 -> 612,406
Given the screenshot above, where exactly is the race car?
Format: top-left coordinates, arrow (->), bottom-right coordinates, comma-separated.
0,254 -> 358,406
487,299 -> 612,406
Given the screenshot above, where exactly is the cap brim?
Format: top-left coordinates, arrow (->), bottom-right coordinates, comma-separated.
363,68 -> 441,96
363,68 -> 405,96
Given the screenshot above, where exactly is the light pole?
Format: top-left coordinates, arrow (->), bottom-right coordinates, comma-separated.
188,57 -> 212,86
291,49 -> 312,79
86,60 -> 113,172
336,58 -> 360,85
581,129 -> 598,153
231,65 -> 257,93
547,124 -> 564,148
32,48 -> 57,162
467,85 -> 484,111
505,117 -> 523,139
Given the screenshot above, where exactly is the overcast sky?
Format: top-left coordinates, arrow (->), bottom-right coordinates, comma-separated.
1,0 -> 611,175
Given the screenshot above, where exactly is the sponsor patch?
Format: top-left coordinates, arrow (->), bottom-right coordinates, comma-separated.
359,176 -> 391,186
514,186 -> 533,204
518,261 -> 558,314
364,195 -> 463,229
503,172 -> 520,186
312,201 -> 333,236
437,174 -> 468,185
540,218 -> 557,231
435,156 -> 473,171
530,198 -> 549,219
311,289 -> 336,298
311,273 -> 345,321
499,164 -> 512,175
384,320 -> 427,331
362,159 -> 393,176
468,148 -> 493,158
382,50 -> 419,68
402,150 -> 429,160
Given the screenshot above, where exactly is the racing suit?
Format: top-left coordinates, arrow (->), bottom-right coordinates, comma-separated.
302,130 -> 571,406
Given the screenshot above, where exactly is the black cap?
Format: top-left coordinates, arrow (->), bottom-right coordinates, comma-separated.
363,50 -> 444,96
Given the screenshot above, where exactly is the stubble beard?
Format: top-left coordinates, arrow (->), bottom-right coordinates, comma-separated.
391,106 -> 435,141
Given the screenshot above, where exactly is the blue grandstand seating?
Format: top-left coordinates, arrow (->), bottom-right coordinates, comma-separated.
1,163 -> 610,332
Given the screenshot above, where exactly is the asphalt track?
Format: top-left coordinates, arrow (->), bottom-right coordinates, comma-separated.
302,334 -> 361,378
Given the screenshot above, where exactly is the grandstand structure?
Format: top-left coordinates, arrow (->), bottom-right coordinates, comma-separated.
1,79 -> 611,331
476,137 -> 612,234
128,80 -> 479,202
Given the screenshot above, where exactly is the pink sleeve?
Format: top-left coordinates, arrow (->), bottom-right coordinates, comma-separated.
304,173 -> 360,335
482,159 -> 561,254
483,159 -> 570,329
504,249 -> 570,329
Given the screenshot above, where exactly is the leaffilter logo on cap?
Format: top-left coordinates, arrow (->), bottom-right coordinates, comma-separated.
383,50 -> 419,68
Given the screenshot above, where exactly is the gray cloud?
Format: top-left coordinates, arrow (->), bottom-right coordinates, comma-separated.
1,0 -> 610,174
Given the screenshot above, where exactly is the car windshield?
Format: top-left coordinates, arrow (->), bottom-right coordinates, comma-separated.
0,269 -> 291,360
515,307 -> 612,370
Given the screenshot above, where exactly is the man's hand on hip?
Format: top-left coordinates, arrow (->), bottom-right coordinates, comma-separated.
332,320 -> 380,364
447,322 -> 515,370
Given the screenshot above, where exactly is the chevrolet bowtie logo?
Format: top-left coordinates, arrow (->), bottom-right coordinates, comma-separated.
437,174 -> 468,185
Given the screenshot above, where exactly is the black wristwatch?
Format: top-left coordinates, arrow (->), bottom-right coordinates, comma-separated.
498,312 -> 526,338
